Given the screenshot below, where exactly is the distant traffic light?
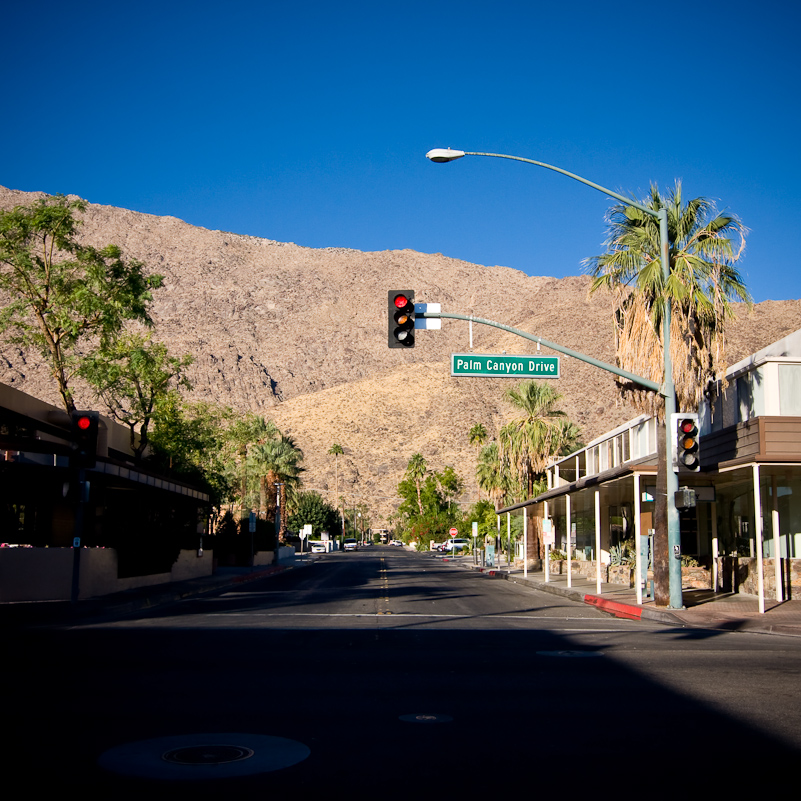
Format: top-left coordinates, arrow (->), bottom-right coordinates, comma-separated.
70,410 -> 99,469
388,290 -> 415,348
673,413 -> 700,473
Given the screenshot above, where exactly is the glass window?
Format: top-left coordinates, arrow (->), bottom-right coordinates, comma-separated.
737,373 -> 753,422
779,364 -> 801,416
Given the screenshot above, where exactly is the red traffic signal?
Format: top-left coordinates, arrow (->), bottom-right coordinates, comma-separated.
388,290 -> 415,348
70,411 -> 99,468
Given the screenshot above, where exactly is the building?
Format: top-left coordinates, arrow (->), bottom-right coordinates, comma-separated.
499,329 -> 801,608
0,383 -> 213,601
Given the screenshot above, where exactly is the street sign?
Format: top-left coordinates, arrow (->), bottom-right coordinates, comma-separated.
451,353 -> 560,378
449,527 -> 459,536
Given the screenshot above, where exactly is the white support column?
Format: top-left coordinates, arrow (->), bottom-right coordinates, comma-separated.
772,475 -> 783,603
711,501 -> 719,593
753,464 -> 766,614
634,473 -> 642,605
595,490 -> 602,594
544,501 -> 550,583
566,492 -> 572,589
507,512 -> 511,568
523,506 -> 528,579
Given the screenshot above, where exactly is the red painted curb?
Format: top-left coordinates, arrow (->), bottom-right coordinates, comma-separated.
584,594 -> 643,620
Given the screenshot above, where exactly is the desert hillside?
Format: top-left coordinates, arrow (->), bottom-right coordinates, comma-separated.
3,186 -> 800,525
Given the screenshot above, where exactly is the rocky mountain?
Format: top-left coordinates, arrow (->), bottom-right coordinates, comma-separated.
3,185 -> 800,526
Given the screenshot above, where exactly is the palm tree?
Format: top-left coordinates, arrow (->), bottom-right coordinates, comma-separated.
499,381 -> 579,499
587,180 -> 750,416
587,181 -> 749,605
468,423 -> 488,449
405,453 -> 427,516
468,423 -> 488,501
228,414 -> 278,521
475,441 -> 508,510
328,443 -> 345,541
248,433 -> 305,537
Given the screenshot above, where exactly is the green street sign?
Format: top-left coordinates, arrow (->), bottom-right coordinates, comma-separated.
451,353 -> 560,378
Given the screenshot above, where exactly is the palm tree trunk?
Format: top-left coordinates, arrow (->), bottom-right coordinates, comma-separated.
259,475 -> 267,519
240,444 -> 248,521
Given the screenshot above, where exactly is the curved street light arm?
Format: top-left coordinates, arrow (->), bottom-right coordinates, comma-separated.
460,151 -> 659,219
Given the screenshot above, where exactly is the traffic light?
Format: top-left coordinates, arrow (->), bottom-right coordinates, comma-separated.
70,410 -> 99,469
388,290 -> 415,348
672,413 -> 700,473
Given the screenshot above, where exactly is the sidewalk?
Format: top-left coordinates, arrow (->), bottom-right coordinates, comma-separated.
0,558 -> 316,628
446,555 -> 801,638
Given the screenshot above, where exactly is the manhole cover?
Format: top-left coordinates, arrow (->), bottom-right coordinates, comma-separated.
537,650 -> 604,658
162,744 -> 254,764
99,733 -> 310,780
399,713 -> 453,723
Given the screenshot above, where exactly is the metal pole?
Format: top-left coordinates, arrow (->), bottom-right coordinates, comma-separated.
427,148 -> 681,608
422,310 -> 659,392
660,208 -> 682,610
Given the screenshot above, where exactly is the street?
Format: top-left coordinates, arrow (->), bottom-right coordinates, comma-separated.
6,547 -> 801,799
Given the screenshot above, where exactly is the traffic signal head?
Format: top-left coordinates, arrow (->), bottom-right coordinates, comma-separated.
388,290 -> 415,348
70,411 -> 99,468
673,413 -> 700,472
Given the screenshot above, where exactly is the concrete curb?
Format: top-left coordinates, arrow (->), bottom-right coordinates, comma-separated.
456,560 -> 797,634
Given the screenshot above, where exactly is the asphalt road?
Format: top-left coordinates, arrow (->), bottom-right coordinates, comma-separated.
7,547 -> 801,799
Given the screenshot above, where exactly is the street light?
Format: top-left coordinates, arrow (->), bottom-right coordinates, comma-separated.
426,148 -> 682,609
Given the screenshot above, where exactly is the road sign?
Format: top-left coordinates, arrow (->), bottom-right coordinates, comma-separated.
451,353 -> 560,378
449,527 -> 459,536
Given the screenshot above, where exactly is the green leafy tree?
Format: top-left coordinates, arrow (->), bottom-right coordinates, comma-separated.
288,491 -> 340,538
395,464 -> 465,547
467,499 -> 500,542
0,195 -> 163,412
148,396 -> 235,508
587,181 -> 750,605
81,331 -> 194,457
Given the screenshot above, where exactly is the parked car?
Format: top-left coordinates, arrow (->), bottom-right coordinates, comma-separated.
310,542 -> 327,553
442,538 -> 469,552
344,538 -> 358,551
390,539 -> 404,547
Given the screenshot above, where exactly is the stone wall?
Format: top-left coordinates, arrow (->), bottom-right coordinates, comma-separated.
717,557 -> 801,600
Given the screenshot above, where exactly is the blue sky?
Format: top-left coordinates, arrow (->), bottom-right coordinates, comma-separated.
3,0 -> 799,303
